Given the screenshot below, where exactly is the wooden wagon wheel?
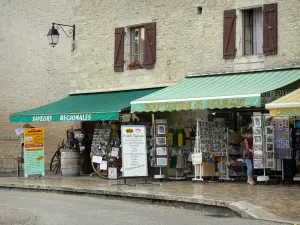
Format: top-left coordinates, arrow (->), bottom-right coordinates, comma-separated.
50,145 -> 63,174
91,154 -> 122,179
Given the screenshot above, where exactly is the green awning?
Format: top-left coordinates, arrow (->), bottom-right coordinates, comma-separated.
10,88 -> 162,122
131,68 -> 300,112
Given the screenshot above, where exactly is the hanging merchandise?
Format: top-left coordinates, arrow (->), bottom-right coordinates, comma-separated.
185,128 -> 190,139
168,129 -> 173,146
178,130 -> 184,147
272,117 -> 291,159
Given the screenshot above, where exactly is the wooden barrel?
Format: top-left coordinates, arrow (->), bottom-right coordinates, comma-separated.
61,149 -> 80,176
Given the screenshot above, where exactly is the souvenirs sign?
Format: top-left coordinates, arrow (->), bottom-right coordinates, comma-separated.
131,96 -> 261,113
23,128 -> 45,177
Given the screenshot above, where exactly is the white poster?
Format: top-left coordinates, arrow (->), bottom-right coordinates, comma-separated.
156,158 -> 167,166
108,167 -> 117,179
121,125 -> 148,177
100,160 -> 107,170
92,155 -> 102,164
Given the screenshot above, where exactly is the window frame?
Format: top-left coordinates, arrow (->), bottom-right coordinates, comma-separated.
242,7 -> 263,56
243,9 -> 254,56
129,26 -> 145,68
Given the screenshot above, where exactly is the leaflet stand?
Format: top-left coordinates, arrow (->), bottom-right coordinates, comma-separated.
219,128 -> 233,181
153,118 -> 167,180
192,118 -> 204,182
254,113 -> 270,182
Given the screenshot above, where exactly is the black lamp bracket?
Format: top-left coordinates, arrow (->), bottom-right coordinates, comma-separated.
52,23 -> 75,40
52,23 -> 75,51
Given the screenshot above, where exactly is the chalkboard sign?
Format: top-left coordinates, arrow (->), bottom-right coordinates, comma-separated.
121,125 -> 148,177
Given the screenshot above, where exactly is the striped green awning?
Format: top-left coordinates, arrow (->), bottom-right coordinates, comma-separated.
10,88 -> 162,122
131,68 -> 300,112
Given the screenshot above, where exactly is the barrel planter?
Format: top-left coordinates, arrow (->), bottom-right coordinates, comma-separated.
61,149 -> 80,176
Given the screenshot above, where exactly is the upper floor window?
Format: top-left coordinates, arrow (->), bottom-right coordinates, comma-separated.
130,27 -> 145,68
114,23 -> 156,72
243,8 -> 263,55
223,3 -> 277,59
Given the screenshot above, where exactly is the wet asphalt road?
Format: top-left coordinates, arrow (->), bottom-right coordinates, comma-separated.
0,189 -> 286,225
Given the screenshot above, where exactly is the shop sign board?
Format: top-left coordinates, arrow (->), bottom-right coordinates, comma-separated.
192,153 -> 202,165
121,125 -> 148,177
133,96 -> 260,112
261,89 -> 295,105
10,112 -> 119,123
270,108 -> 300,117
23,128 -> 45,177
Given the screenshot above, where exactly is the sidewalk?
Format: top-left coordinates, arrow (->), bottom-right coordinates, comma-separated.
0,176 -> 299,224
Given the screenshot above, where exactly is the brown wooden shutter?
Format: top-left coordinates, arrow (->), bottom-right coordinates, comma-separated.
114,27 -> 125,72
144,22 -> 156,69
263,3 -> 277,55
223,9 -> 236,59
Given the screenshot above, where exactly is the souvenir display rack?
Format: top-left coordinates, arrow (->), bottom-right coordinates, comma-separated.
153,119 -> 168,179
90,122 -> 122,179
293,119 -> 300,181
264,114 -> 275,170
253,113 -> 270,182
193,118 -> 228,181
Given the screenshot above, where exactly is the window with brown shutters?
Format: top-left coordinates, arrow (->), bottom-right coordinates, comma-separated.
223,9 -> 236,59
114,27 -> 125,72
128,22 -> 156,70
144,22 -> 156,69
263,3 -> 277,55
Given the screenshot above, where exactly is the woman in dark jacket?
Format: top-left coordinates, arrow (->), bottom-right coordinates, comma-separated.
244,129 -> 254,185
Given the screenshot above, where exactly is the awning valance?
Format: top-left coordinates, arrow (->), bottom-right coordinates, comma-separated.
131,68 -> 300,113
10,88 -> 162,122
266,88 -> 300,117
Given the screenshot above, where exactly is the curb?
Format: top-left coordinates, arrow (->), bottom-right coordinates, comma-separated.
0,183 -> 298,224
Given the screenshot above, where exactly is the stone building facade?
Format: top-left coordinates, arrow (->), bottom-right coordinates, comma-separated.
1,0 -> 300,171
72,0 -> 300,94
0,0 -> 74,171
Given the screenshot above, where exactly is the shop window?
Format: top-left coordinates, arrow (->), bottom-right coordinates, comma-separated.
130,27 -> 145,68
243,8 -> 263,55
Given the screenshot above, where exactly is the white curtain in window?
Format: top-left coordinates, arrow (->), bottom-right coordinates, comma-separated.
253,8 -> 263,54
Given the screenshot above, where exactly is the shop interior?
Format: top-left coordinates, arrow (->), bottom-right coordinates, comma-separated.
56,108 -> 300,183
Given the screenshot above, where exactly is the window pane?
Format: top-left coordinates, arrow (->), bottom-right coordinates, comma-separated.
243,10 -> 253,55
132,41 -> 138,59
132,54 -> 139,62
141,53 -> 145,66
132,28 -> 139,42
253,8 -> 263,54
140,28 -> 145,66
131,28 -> 139,62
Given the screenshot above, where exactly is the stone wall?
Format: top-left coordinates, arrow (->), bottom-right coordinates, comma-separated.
0,0 -> 74,171
72,0 -> 300,94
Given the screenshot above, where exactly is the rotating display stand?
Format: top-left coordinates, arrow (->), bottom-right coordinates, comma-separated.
253,113 -> 270,182
153,119 -> 168,180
